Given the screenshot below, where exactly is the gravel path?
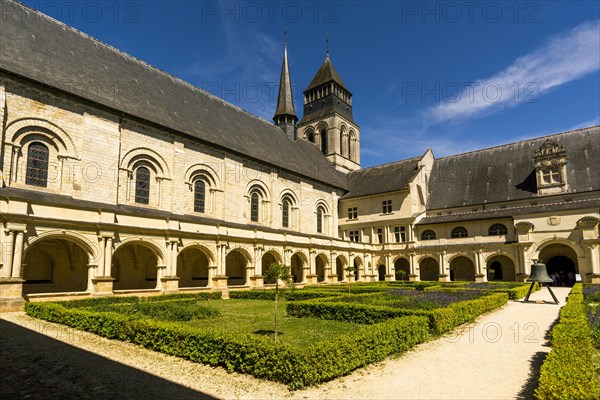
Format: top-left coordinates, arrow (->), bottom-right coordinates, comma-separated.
0,287 -> 570,400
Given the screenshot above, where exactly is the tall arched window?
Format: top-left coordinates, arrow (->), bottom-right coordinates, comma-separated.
282,198 -> 290,228
194,180 -> 206,213
250,192 -> 260,222
306,130 -> 314,143
316,207 -> 324,233
135,167 -> 151,204
25,142 -> 49,187
451,226 -> 468,238
340,131 -> 345,157
488,223 -> 508,236
421,230 -> 436,240
320,129 -> 328,155
347,134 -> 352,160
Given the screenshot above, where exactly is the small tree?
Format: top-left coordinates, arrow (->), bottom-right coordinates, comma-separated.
395,268 -> 408,281
344,266 -> 357,293
263,263 -> 293,342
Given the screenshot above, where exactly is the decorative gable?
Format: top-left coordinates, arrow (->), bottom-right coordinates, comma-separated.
533,139 -> 568,195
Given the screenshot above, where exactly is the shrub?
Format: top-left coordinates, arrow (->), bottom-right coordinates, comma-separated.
24,301 -> 428,388
535,284 -> 599,400
108,300 -> 221,321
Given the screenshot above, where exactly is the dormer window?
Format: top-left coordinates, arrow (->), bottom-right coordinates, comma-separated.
533,138 -> 568,195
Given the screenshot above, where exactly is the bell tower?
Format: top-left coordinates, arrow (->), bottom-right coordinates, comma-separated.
297,42 -> 360,173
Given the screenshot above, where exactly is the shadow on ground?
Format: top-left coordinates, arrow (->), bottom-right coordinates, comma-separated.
0,319 -> 217,400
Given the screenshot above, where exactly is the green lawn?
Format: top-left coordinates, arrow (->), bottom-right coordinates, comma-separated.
182,299 -> 364,347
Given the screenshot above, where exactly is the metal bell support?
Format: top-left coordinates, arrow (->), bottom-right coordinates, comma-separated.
523,260 -> 559,304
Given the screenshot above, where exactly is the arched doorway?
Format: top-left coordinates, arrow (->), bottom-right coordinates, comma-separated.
23,238 -> 89,295
539,243 -> 579,287
419,257 -> 439,281
290,253 -> 305,283
377,265 -> 386,281
486,255 -> 516,281
261,252 -> 279,276
226,249 -> 248,286
112,243 -> 158,290
450,256 -> 475,281
394,258 -> 410,281
177,247 -> 210,288
336,255 -> 347,282
315,254 -> 327,283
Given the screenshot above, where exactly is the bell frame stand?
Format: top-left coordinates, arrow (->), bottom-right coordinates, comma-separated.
523,282 -> 559,304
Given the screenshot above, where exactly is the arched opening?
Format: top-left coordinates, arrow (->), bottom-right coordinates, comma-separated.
539,243 -> 579,287
316,206 -> 325,234
112,243 -> 158,290
134,166 -> 151,205
378,265 -> 386,281
23,238 -> 89,295
419,257 -> 439,281
226,250 -> 248,286
394,258 -> 410,281
449,256 -> 475,281
290,253 -> 305,283
26,142 -> 49,187
336,255 -> 347,282
261,252 -> 279,276
486,255 -> 516,281
193,179 -> 206,213
316,254 -> 327,283
451,227 -> 468,238
320,129 -> 328,155
177,247 -> 210,288
353,257 -> 363,281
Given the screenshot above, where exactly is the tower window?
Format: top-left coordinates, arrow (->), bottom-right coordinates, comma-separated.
421,230 -> 436,240
194,180 -> 206,213
282,198 -> 290,228
250,192 -> 260,222
451,226 -> 468,238
320,129 -> 328,155
382,200 -> 392,214
135,167 -> 150,204
25,142 -> 49,187
306,130 -> 314,143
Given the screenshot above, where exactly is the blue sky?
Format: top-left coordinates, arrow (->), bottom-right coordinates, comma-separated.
21,1 -> 600,167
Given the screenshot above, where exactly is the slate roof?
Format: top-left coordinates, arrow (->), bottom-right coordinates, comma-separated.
343,157 -> 422,199
416,198 -> 600,225
305,55 -> 349,92
427,126 -> 600,210
0,0 -> 345,189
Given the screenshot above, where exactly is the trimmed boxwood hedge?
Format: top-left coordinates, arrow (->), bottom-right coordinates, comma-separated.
24,301 -> 428,388
56,291 -> 222,309
287,292 -> 508,335
423,282 -> 538,300
535,283 -> 599,400
229,289 -> 342,301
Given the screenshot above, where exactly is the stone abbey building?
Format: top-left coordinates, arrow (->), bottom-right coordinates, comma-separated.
1,1 -> 599,309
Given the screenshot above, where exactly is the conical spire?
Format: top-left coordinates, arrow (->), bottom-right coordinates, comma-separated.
273,32 -> 297,123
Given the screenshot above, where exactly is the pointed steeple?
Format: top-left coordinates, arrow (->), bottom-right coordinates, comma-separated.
273,31 -> 297,140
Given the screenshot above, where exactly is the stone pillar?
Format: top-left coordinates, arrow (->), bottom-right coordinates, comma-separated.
516,245 -> 531,282
409,252 -> 420,281
104,237 -> 113,277
92,236 -> 114,295
475,250 -> 487,282
588,244 -> 600,283
385,253 -> 395,281
438,251 -> 450,282
327,251 -> 338,284
1,231 -> 15,278
305,250 -> 318,284
212,244 -> 228,288
10,231 -> 24,278
160,240 -> 180,292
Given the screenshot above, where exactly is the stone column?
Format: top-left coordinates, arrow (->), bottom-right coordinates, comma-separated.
588,244 -> 600,283
475,249 -> 487,282
161,240 -> 180,292
1,231 -> 15,278
92,236 -> 114,296
250,246 -> 264,288
438,251 -> 449,282
212,244 -> 228,289
385,253 -> 394,281
328,251 -> 338,284
305,250 -> 317,284
409,252 -> 420,281
11,231 -> 24,278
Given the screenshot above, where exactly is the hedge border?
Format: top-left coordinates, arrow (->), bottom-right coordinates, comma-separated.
25,299 -> 428,389
287,291 -> 508,335
535,283 -> 599,400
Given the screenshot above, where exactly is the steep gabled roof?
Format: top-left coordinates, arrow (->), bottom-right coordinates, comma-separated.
0,0 -> 346,189
306,55 -> 349,92
427,126 -> 600,210
343,157 -> 422,199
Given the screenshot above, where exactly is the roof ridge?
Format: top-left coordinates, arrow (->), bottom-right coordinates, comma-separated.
433,198 -> 596,217
437,125 -> 599,161
14,0 -> 276,128
358,155 -> 421,172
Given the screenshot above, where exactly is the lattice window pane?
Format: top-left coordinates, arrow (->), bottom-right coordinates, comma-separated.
194,180 -> 206,213
251,192 -> 259,222
25,142 -> 49,187
135,167 -> 150,204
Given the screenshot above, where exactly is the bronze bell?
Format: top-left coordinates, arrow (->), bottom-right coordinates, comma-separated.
528,260 -> 553,283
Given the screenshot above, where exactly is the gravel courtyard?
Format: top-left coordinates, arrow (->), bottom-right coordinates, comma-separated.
1,287 -> 570,400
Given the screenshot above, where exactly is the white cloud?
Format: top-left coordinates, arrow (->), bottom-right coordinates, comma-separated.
429,20 -> 600,123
